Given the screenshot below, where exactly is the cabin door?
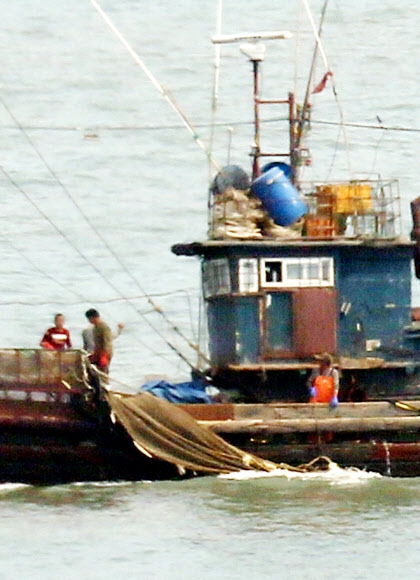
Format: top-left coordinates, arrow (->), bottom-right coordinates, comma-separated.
263,292 -> 294,355
263,288 -> 337,358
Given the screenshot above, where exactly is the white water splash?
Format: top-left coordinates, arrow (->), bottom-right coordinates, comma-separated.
219,461 -> 382,485
71,480 -> 136,488
0,483 -> 30,493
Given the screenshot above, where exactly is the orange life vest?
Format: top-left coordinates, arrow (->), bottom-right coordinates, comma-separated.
310,374 -> 335,403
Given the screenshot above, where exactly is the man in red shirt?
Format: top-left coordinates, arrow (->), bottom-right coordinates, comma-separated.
40,313 -> 72,351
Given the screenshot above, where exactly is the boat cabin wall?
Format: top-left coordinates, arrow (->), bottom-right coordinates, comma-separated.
202,244 -> 413,368
337,247 -> 412,357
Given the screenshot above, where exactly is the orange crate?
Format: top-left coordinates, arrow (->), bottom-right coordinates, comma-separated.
306,217 -> 337,237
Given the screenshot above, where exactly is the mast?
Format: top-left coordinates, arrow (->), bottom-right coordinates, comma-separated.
212,31 -> 293,181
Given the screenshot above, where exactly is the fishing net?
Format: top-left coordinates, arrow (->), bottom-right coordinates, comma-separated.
210,186 -> 303,240
105,390 -> 332,475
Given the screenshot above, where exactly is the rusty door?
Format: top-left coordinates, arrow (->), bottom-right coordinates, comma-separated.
262,288 -> 337,358
293,287 -> 337,356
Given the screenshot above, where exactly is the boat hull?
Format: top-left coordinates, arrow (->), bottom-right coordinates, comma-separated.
218,440 -> 420,477
2,349 -> 420,481
0,402 -> 180,484
0,349 -> 180,484
180,401 -> 420,477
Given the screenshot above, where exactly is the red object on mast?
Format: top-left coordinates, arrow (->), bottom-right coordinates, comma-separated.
312,71 -> 333,94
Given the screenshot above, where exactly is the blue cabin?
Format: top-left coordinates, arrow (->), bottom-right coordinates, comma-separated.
172,42 -> 420,403
173,178 -> 420,402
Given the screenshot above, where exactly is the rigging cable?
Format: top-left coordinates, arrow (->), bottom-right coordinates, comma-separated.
368,120 -> 388,179
293,0 -> 304,98
0,162 -> 196,371
84,0 -> 213,365
1,119 -> 418,133
298,0 -> 328,148
207,0 -> 224,232
324,122 -> 344,182
89,0 -> 220,174
312,119 -> 420,132
1,95 -> 209,368
302,0 -> 353,178
0,164 -> 181,367
0,228 -> 88,303
208,0 -> 224,174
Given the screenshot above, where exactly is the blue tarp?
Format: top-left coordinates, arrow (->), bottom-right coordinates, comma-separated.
139,378 -> 214,404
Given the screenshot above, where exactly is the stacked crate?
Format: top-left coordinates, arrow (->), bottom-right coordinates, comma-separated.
306,182 -> 372,238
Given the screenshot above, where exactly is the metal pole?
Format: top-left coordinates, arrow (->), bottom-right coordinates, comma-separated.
252,59 -> 261,180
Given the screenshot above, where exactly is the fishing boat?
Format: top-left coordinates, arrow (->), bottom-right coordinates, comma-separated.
2,4 -> 420,482
0,347 -> 296,484
169,23 -> 420,477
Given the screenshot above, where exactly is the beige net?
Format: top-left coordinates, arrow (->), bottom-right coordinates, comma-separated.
105,391 -> 331,475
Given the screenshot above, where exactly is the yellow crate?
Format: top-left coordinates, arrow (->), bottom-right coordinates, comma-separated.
315,183 -> 372,214
348,183 -> 372,213
315,184 -> 347,213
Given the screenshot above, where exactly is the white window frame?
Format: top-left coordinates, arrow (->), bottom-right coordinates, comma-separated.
202,258 -> 231,298
260,257 -> 334,288
238,258 -> 259,293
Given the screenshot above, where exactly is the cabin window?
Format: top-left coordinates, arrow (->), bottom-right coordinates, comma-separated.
202,258 -> 231,298
261,257 -> 334,287
264,260 -> 282,283
238,259 -> 259,293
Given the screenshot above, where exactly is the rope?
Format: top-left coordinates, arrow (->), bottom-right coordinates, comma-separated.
0,166 -> 185,369
0,228 -> 88,303
293,0 -> 304,97
302,0 -> 330,72
299,0 -> 329,143
1,119 -> 417,133
89,0 -> 220,173
302,0 -> 353,177
1,95 -> 208,369
207,0 -> 224,227
0,163 -> 195,369
313,119 -> 420,132
208,0 -> 224,169
324,122 -> 343,182
0,290 -> 198,308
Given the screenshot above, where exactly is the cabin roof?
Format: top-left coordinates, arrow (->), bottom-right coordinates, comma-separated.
172,237 -> 414,257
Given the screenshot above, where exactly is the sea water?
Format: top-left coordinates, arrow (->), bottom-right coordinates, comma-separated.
1,469 -> 420,579
0,1 -> 419,577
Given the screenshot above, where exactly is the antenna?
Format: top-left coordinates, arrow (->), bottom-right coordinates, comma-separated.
211,30 -> 293,179
212,30 -> 293,44
240,42 -> 266,62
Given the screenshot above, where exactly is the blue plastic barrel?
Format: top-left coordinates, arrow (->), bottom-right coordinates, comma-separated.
251,167 -> 307,226
261,161 -> 292,180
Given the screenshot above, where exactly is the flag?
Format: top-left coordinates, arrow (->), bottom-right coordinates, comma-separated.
312,71 -> 333,94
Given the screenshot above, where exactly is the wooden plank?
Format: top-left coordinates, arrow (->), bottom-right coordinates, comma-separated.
178,403 -> 234,421
200,415 -> 420,434
226,359 -> 418,370
180,401 -> 420,422
232,401 -> 420,420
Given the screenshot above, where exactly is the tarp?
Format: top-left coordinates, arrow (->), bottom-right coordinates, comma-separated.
139,378 -> 213,404
105,391 -> 277,475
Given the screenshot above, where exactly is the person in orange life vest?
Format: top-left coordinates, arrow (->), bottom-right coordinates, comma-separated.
85,308 -> 113,373
40,313 -> 72,351
307,352 -> 339,408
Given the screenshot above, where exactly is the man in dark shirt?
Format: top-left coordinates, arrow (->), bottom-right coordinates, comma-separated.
85,308 -> 113,373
